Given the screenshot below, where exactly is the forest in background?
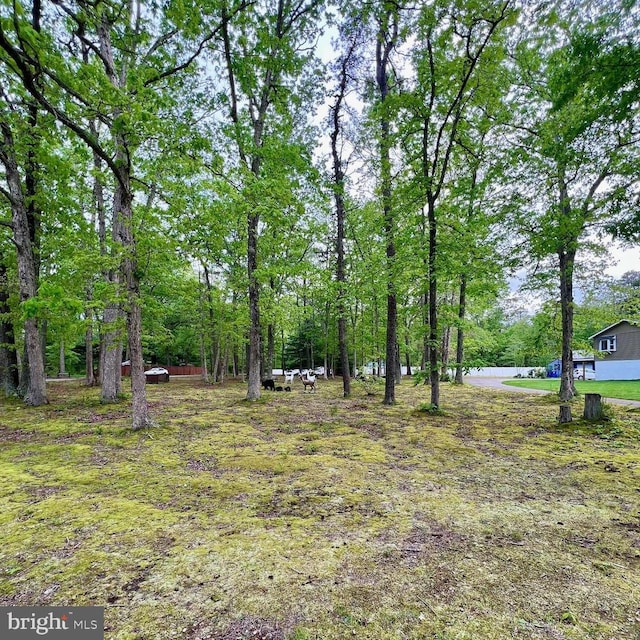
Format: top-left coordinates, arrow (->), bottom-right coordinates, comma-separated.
0,0 -> 639,426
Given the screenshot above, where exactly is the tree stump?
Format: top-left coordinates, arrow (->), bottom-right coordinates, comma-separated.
583,393 -> 603,420
559,403 -> 572,423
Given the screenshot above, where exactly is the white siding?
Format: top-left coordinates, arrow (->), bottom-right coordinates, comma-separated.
596,360 -> 640,381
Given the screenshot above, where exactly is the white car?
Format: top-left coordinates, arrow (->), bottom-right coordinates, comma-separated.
574,368 -> 596,380
145,367 -> 169,375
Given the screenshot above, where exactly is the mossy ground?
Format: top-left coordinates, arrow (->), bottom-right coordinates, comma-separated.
1,377 -> 639,639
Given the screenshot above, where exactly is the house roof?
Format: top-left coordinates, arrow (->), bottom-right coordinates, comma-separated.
589,319 -> 638,340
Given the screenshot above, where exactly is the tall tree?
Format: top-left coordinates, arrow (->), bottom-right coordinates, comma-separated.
372,1 -> 400,405
406,0 -> 513,408
329,22 -> 362,398
220,0 -> 324,400
0,0 -> 48,405
509,2 -> 640,417
0,0 -> 234,427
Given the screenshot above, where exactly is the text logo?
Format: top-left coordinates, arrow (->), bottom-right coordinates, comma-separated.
0,607 -> 103,639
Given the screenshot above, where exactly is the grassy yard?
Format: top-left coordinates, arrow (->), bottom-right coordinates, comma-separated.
1,377 -> 639,640
504,379 -> 640,402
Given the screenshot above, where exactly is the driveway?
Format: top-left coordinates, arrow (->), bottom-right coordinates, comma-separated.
464,377 -> 640,408
465,377 -> 551,394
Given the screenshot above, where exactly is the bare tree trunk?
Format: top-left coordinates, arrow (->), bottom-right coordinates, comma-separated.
213,335 -> 221,383
0,2 -> 46,405
455,274 -> 467,384
58,340 -> 66,377
200,331 -> 209,382
0,261 -> 19,395
101,303 -> 122,400
220,347 -> 227,383
404,333 -> 412,377
376,8 -> 399,406
440,324 -> 451,379
427,198 -> 440,408
247,209 -> 262,399
85,328 -> 95,385
558,168 -> 577,405
330,57 -> 352,394
266,321 -> 275,381
0,120 -> 47,405
112,162 -> 151,429
233,344 -> 239,378
558,247 -> 576,403
559,404 -> 572,423
420,206 -> 430,374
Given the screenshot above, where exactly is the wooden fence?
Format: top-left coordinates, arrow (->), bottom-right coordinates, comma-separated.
121,365 -> 203,377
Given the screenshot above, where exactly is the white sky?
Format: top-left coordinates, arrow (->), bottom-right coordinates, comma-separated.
606,243 -> 640,277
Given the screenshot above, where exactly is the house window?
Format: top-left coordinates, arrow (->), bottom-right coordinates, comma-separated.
598,335 -> 616,352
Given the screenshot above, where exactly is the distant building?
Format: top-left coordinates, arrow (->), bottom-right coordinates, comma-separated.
546,351 -> 595,378
589,320 -> 640,380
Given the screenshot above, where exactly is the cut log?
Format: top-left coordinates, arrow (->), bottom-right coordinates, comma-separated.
583,393 -> 603,420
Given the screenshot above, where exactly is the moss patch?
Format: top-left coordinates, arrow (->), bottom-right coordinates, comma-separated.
1,378 -> 639,639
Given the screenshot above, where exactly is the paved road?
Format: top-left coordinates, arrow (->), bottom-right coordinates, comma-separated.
465,377 -> 551,394
464,376 -> 640,408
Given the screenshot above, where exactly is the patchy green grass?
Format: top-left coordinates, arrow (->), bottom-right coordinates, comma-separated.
1,377 -> 639,639
504,378 -> 640,401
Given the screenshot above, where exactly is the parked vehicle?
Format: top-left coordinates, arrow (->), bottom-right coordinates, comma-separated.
145,367 -> 169,375
574,368 -> 596,380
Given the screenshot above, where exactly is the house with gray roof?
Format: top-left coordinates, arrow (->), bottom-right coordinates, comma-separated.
589,320 -> 640,380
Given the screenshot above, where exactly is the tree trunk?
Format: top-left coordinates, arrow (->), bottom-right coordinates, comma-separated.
58,340 -> 66,377
558,247 -> 576,403
557,166 -> 577,405
200,328 -> 209,382
84,320 -> 96,387
266,322 -> 275,381
427,198 -> 440,408
376,9 -> 398,405
101,302 -> 122,400
420,206 -> 429,373
559,403 -> 572,423
87,118 -> 103,390
246,211 -> 262,400
213,335 -> 221,383
0,261 -> 19,395
455,274 -> 467,384
220,347 -> 227,383
441,324 -> 451,379
233,344 -> 239,378
0,121 -> 47,405
115,167 -> 152,430
329,32 -> 359,396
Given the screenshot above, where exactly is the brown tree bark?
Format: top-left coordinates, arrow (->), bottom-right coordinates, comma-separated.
0,261 -> 19,395
427,197 -> 440,408
329,27 -> 359,398
557,166 -> 577,406
376,7 -> 399,406
98,15 -> 151,429
454,274 -> 467,385
0,121 -> 48,406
